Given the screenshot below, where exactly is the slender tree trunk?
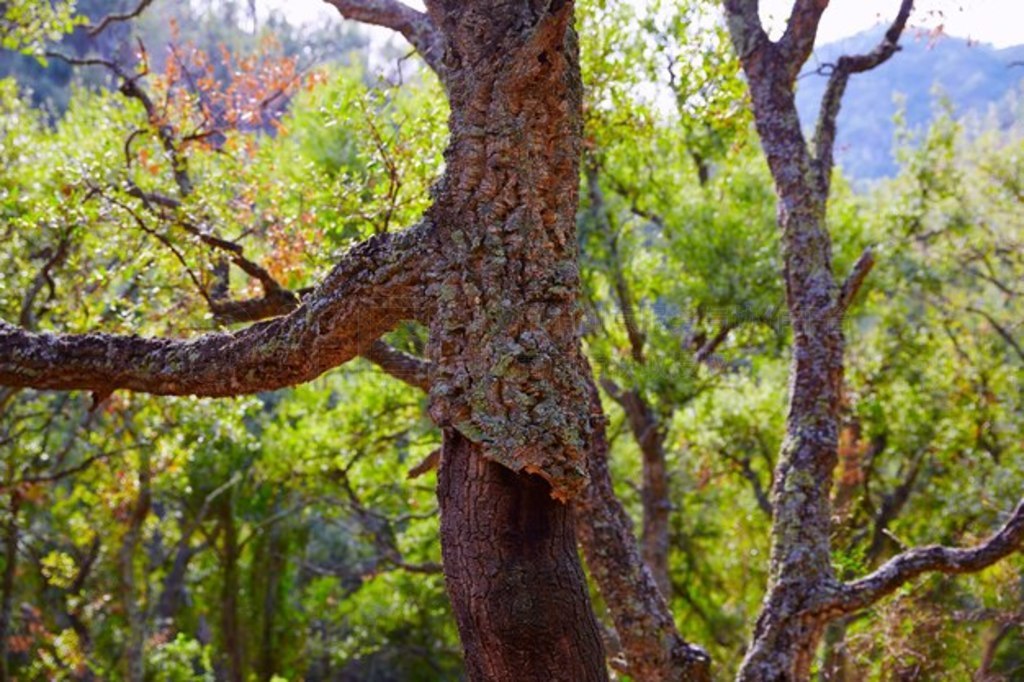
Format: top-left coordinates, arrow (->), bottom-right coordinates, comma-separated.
574,380 -> 711,681
257,523 -> 285,681
0,491 -> 19,682
736,191 -> 843,682
621,389 -> 672,597
120,451 -> 152,682
156,538 -> 193,627
218,496 -> 244,682
438,431 -> 606,681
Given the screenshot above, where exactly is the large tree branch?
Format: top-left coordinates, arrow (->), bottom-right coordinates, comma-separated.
819,499 -> 1024,616
812,0 -> 913,187
777,0 -> 828,83
323,0 -> 446,79
0,222 -> 436,398
722,0 -> 770,62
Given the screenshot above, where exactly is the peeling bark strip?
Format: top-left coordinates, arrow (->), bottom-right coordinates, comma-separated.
424,0 -> 593,500
724,1 -> 1024,679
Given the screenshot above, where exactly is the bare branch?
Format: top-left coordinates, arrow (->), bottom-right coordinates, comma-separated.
323,0 -> 446,78
967,306 -> 1024,363
821,499 -> 1024,616
87,0 -> 155,36
694,323 -> 735,365
837,247 -> 875,313
0,222 -> 436,398
812,0 -> 914,185
407,448 -> 440,479
584,161 -> 645,363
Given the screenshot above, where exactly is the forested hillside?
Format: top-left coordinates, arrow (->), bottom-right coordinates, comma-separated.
0,1 -> 1022,681
796,26 -> 1024,179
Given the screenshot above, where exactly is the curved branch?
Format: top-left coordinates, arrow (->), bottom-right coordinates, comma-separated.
821,499 -> 1024,616
778,0 -> 829,83
87,0 -> 155,36
323,0 -> 446,79
363,340 -> 430,391
837,247 -> 875,313
812,0 -> 913,186
0,222 -> 436,398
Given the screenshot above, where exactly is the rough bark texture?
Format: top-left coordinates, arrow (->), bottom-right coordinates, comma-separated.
3,1 -> 686,677
723,2 -> 1024,679
419,3 -> 612,676
575,380 -> 711,682
0,223 -> 435,398
723,13 -> 843,677
438,431 -> 607,681
422,0 -> 594,501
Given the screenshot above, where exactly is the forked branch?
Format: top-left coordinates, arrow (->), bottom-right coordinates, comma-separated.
722,0 -> 770,61
813,0 -> 914,186
778,0 -> 829,83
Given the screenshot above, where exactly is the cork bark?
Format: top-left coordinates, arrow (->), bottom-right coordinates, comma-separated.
0,2 -> 612,678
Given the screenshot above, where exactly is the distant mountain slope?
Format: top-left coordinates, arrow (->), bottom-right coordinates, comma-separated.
795,27 -> 1024,179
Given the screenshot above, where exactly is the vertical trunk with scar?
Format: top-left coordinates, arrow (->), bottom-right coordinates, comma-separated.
423,2 -> 606,678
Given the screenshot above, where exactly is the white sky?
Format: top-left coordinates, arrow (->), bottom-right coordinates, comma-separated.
262,0 -> 1024,49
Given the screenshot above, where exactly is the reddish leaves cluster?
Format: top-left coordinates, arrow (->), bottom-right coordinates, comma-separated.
154,24 -> 325,153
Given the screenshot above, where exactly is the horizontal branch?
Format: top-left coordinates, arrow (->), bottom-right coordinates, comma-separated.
323,0 -> 446,78
363,339 -> 430,391
0,222 -> 436,398
821,499 -> 1024,616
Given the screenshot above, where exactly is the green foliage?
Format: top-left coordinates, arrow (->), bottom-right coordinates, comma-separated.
1,0 -> 82,57
0,3 -> 1022,680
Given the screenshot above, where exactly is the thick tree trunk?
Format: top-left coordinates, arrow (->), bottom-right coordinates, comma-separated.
438,431 -> 607,681
423,2 -> 609,677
